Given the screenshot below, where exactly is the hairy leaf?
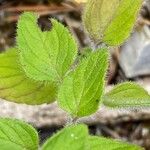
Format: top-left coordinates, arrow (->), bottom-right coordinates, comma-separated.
17,12 -> 77,82
83,0 -> 142,46
0,48 -> 57,105
103,82 -> 150,108
42,124 -> 88,150
0,118 -> 38,150
89,136 -> 143,150
58,49 -> 108,117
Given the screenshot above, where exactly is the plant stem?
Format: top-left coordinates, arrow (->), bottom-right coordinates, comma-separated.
66,116 -> 79,126
72,117 -> 78,124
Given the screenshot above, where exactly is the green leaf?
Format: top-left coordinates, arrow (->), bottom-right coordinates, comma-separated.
0,48 -> 57,105
0,118 -> 38,150
58,49 -> 108,117
42,124 -> 88,150
17,12 -> 77,82
76,47 -> 91,64
89,136 -> 143,150
103,82 -> 150,108
83,0 -> 142,46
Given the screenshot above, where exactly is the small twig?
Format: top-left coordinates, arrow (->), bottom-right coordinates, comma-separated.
3,3 -> 75,13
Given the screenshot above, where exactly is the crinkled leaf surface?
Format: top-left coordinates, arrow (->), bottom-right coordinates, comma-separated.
17,12 -> 77,82
42,124 -> 88,150
89,136 -> 143,150
0,48 -> 57,105
58,49 -> 108,117
83,0 -> 142,46
0,118 -> 38,150
103,82 -> 150,108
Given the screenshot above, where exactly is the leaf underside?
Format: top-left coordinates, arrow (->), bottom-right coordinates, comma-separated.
0,48 -> 57,105
83,0 -> 142,46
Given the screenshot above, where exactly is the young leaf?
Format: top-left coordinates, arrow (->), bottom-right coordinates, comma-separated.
89,136 -> 143,150
0,118 -> 38,150
83,0 -> 142,46
42,124 -> 88,150
58,49 -> 108,117
17,12 -> 77,82
0,48 -> 57,105
103,82 -> 150,108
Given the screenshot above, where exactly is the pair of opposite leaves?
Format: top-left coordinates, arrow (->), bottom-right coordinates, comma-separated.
0,118 -> 143,150
0,0 -> 150,118
0,12 -> 108,118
